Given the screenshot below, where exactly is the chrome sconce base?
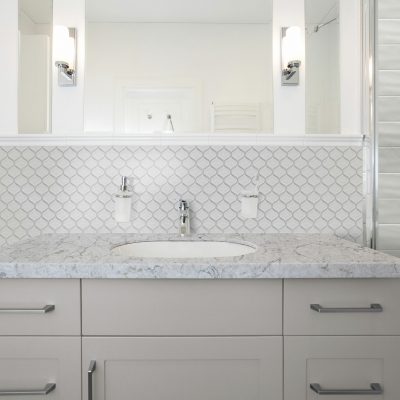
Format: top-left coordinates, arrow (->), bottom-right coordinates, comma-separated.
54,27 -> 77,87
282,60 -> 301,86
55,62 -> 76,87
281,26 -> 302,86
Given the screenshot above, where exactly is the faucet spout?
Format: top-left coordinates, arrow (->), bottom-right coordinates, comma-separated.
178,200 -> 190,237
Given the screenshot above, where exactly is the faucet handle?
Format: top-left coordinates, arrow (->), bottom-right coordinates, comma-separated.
179,200 -> 189,211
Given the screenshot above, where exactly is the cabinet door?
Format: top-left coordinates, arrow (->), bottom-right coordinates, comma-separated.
285,336 -> 400,400
0,337 -> 81,400
83,337 -> 282,400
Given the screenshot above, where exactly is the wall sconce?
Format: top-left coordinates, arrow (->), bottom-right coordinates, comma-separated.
54,26 -> 77,87
281,26 -> 301,86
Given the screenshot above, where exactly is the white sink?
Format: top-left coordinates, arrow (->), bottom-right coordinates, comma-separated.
112,240 -> 256,259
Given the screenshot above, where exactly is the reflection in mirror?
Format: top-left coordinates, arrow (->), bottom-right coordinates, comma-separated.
85,0 -> 273,135
18,0 -> 52,134
305,0 -> 340,134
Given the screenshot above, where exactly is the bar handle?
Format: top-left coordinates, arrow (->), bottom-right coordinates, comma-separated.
310,383 -> 383,395
0,305 -> 55,314
0,383 -> 56,396
88,361 -> 96,400
310,304 -> 383,313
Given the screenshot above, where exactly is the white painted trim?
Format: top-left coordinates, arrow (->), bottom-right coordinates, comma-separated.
112,77 -> 203,134
0,133 -> 364,147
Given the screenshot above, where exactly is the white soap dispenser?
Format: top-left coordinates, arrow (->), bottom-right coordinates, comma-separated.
240,176 -> 259,219
114,176 -> 133,223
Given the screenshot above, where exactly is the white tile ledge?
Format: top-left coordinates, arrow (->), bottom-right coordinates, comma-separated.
0,133 -> 364,147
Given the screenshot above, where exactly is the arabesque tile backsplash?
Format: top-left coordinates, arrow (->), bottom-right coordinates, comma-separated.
0,146 -> 363,247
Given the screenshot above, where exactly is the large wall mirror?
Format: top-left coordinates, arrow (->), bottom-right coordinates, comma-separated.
12,0 -> 366,138
84,0 -> 273,135
305,0 -> 340,134
18,0 -> 52,134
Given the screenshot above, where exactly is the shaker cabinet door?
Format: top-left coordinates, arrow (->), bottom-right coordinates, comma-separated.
83,337 -> 282,400
285,336 -> 400,400
0,337 -> 81,400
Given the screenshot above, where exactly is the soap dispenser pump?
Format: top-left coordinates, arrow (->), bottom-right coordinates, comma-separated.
114,176 -> 133,223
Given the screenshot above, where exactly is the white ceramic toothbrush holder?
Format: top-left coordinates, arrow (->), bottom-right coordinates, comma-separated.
241,192 -> 259,219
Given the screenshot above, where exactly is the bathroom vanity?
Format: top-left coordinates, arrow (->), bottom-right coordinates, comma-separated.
0,233 -> 400,400
0,0 -> 396,396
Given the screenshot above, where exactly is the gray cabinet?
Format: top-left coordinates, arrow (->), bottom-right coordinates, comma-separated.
284,279 -> 400,335
0,278 -> 399,400
82,279 -> 282,336
83,337 -> 282,400
0,337 -> 81,400
82,280 -> 283,400
0,279 -> 81,335
285,336 -> 400,400
0,280 -> 82,400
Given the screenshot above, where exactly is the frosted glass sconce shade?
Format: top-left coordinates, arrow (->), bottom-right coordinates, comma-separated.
54,26 -> 77,86
281,26 -> 302,86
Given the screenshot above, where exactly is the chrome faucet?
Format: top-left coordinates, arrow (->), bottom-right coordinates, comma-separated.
178,200 -> 190,237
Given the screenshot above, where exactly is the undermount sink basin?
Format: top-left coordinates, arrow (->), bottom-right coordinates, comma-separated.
112,240 -> 257,259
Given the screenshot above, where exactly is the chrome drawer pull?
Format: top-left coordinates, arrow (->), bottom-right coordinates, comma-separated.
88,360 -> 96,400
310,383 -> 383,395
0,305 -> 55,314
0,383 -> 56,396
310,304 -> 383,313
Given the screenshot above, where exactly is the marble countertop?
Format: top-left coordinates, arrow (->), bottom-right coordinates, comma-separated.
0,233 -> 400,279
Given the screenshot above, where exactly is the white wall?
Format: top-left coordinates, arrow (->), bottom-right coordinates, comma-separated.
85,22 -> 273,133
19,34 -> 51,133
52,0 -> 85,135
0,0 -> 18,134
340,0 -> 361,135
19,10 -> 36,34
306,22 -> 340,134
18,11 -> 52,134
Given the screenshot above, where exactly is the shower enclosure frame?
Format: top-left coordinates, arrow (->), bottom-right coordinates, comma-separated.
361,0 -> 377,249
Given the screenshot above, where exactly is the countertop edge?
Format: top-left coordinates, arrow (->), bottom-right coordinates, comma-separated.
1,261 -> 399,279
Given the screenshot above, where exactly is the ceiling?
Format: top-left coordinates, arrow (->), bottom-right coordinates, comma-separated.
306,0 -> 339,24
19,0 -> 52,24
86,0 -> 273,23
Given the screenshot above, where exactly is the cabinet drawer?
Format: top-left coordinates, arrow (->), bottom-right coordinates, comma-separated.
83,336 -> 282,400
0,279 -> 80,335
82,279 -> 282,335
0,337 -> 81,400
284,279 -> 400,335
285,336 -> 400,400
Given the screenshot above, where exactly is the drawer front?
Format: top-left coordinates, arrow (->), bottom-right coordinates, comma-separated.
0,279 -> 80,335
284,279 -> 400,335
82,279 -> 282,335
83,336 -> 282,400
0,337 -> 81,400
285,336 -> 400,400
